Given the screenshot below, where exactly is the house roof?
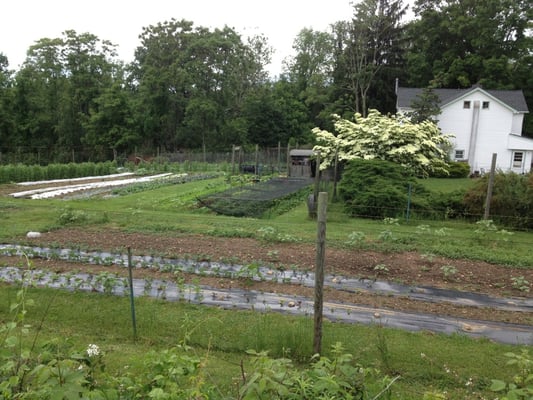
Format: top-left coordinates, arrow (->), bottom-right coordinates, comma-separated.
396,86 -> 529,113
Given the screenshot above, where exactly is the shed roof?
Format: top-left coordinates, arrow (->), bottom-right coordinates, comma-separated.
289,149 -> 314,157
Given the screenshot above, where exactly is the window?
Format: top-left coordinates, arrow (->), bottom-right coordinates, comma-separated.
463,101 -> 471,109
482,101 -> 490,109
454,150 -> 465,160
512,152 -> 524,168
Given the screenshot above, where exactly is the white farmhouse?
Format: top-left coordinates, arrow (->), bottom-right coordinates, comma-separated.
396,85 -> 531,174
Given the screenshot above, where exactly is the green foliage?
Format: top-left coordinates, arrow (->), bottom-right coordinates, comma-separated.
134,20 -> 270,152
116,346 -> 216,398
111,172 -> 221,196
440,265 -> 458,280
0,259 -> 107,398
373,264 -> 389,275
407,0 -> 531,90
240,343 -> 395,399
257,226 -> 301,243
84,81 -> 139,156
423,189 -> 468,220
511,276 -> 530,293
328,0 -> 407,116
11,31 -> 121,164
0,279 -> 531,399
463,172 -> 533,229
406,87 -> 441,124
491,350 -> 533,400
445,162 -> 471,178
57,208 -> 89,226
337,159 -> 473,220
0,161 -> 117,184
430,162 -> 471,178
243,83 -> 312,147
345,231 -> 367,247
339,159 -> 424,218
1,0 -> 531,161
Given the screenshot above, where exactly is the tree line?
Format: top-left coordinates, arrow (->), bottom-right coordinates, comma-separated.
0,0 -> 531,165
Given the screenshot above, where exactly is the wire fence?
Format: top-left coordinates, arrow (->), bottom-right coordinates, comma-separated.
3,194 -> 532,239
0,146 -> 296,174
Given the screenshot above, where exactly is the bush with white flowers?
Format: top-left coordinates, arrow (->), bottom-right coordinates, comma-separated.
312,109 -> 453,177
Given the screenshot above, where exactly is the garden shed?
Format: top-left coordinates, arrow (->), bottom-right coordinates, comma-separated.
289,149 -> 316,178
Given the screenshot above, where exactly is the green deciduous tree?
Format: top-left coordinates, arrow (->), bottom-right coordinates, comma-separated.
182,97 -> 219,155
132,19 -> 270,153
0,53 -> 16,158
313,109 -> 451,176
407,0 -> 532,88
242,81 -> 312,147
83,77 -> 138,161
12,31 -> 121,162
13,39 -> 65,161
332,0 -> 408,117
284,28 -> 336,129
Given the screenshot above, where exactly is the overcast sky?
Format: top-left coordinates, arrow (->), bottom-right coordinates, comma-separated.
0,0 -> 364,77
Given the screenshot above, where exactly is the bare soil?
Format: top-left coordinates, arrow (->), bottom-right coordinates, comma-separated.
12,227 -> 533,327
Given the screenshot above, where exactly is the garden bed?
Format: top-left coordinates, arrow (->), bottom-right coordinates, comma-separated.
7,227 -> 532,331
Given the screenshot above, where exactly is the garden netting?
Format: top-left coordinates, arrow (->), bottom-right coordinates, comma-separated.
198,177 -> 313,217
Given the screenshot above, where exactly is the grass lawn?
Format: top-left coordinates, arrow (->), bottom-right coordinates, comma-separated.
418,177 -> 476,193
0,284 -> 526,399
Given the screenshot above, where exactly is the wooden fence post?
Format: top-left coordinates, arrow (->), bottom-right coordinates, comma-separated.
313,191 -> 328,355
127,247 -> 137,341
231,145 -> 236,175
332,147 -> 339,202
484,153 -> 497,220
286,143 -> 291,177
255,144 -> 259,176
277,141 -> 281,175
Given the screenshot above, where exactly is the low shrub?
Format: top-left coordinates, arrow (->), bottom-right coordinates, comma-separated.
339,159 -> 427,219
57,208 -> 89,225
421,189 -> 469,220
463,172 -> 533,229
430,161 -> 470,178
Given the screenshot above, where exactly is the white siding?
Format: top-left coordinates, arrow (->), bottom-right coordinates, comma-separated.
438,90 -> 527,173
511,114 -> 524,134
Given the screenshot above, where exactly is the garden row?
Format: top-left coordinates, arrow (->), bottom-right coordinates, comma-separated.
0,161 -> 118,184
0,160 -> 257,185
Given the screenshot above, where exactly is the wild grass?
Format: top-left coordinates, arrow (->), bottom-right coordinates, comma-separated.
0,284 -> 527,399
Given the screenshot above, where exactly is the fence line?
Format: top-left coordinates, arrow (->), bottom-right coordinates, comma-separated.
0,145 -> 299,168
